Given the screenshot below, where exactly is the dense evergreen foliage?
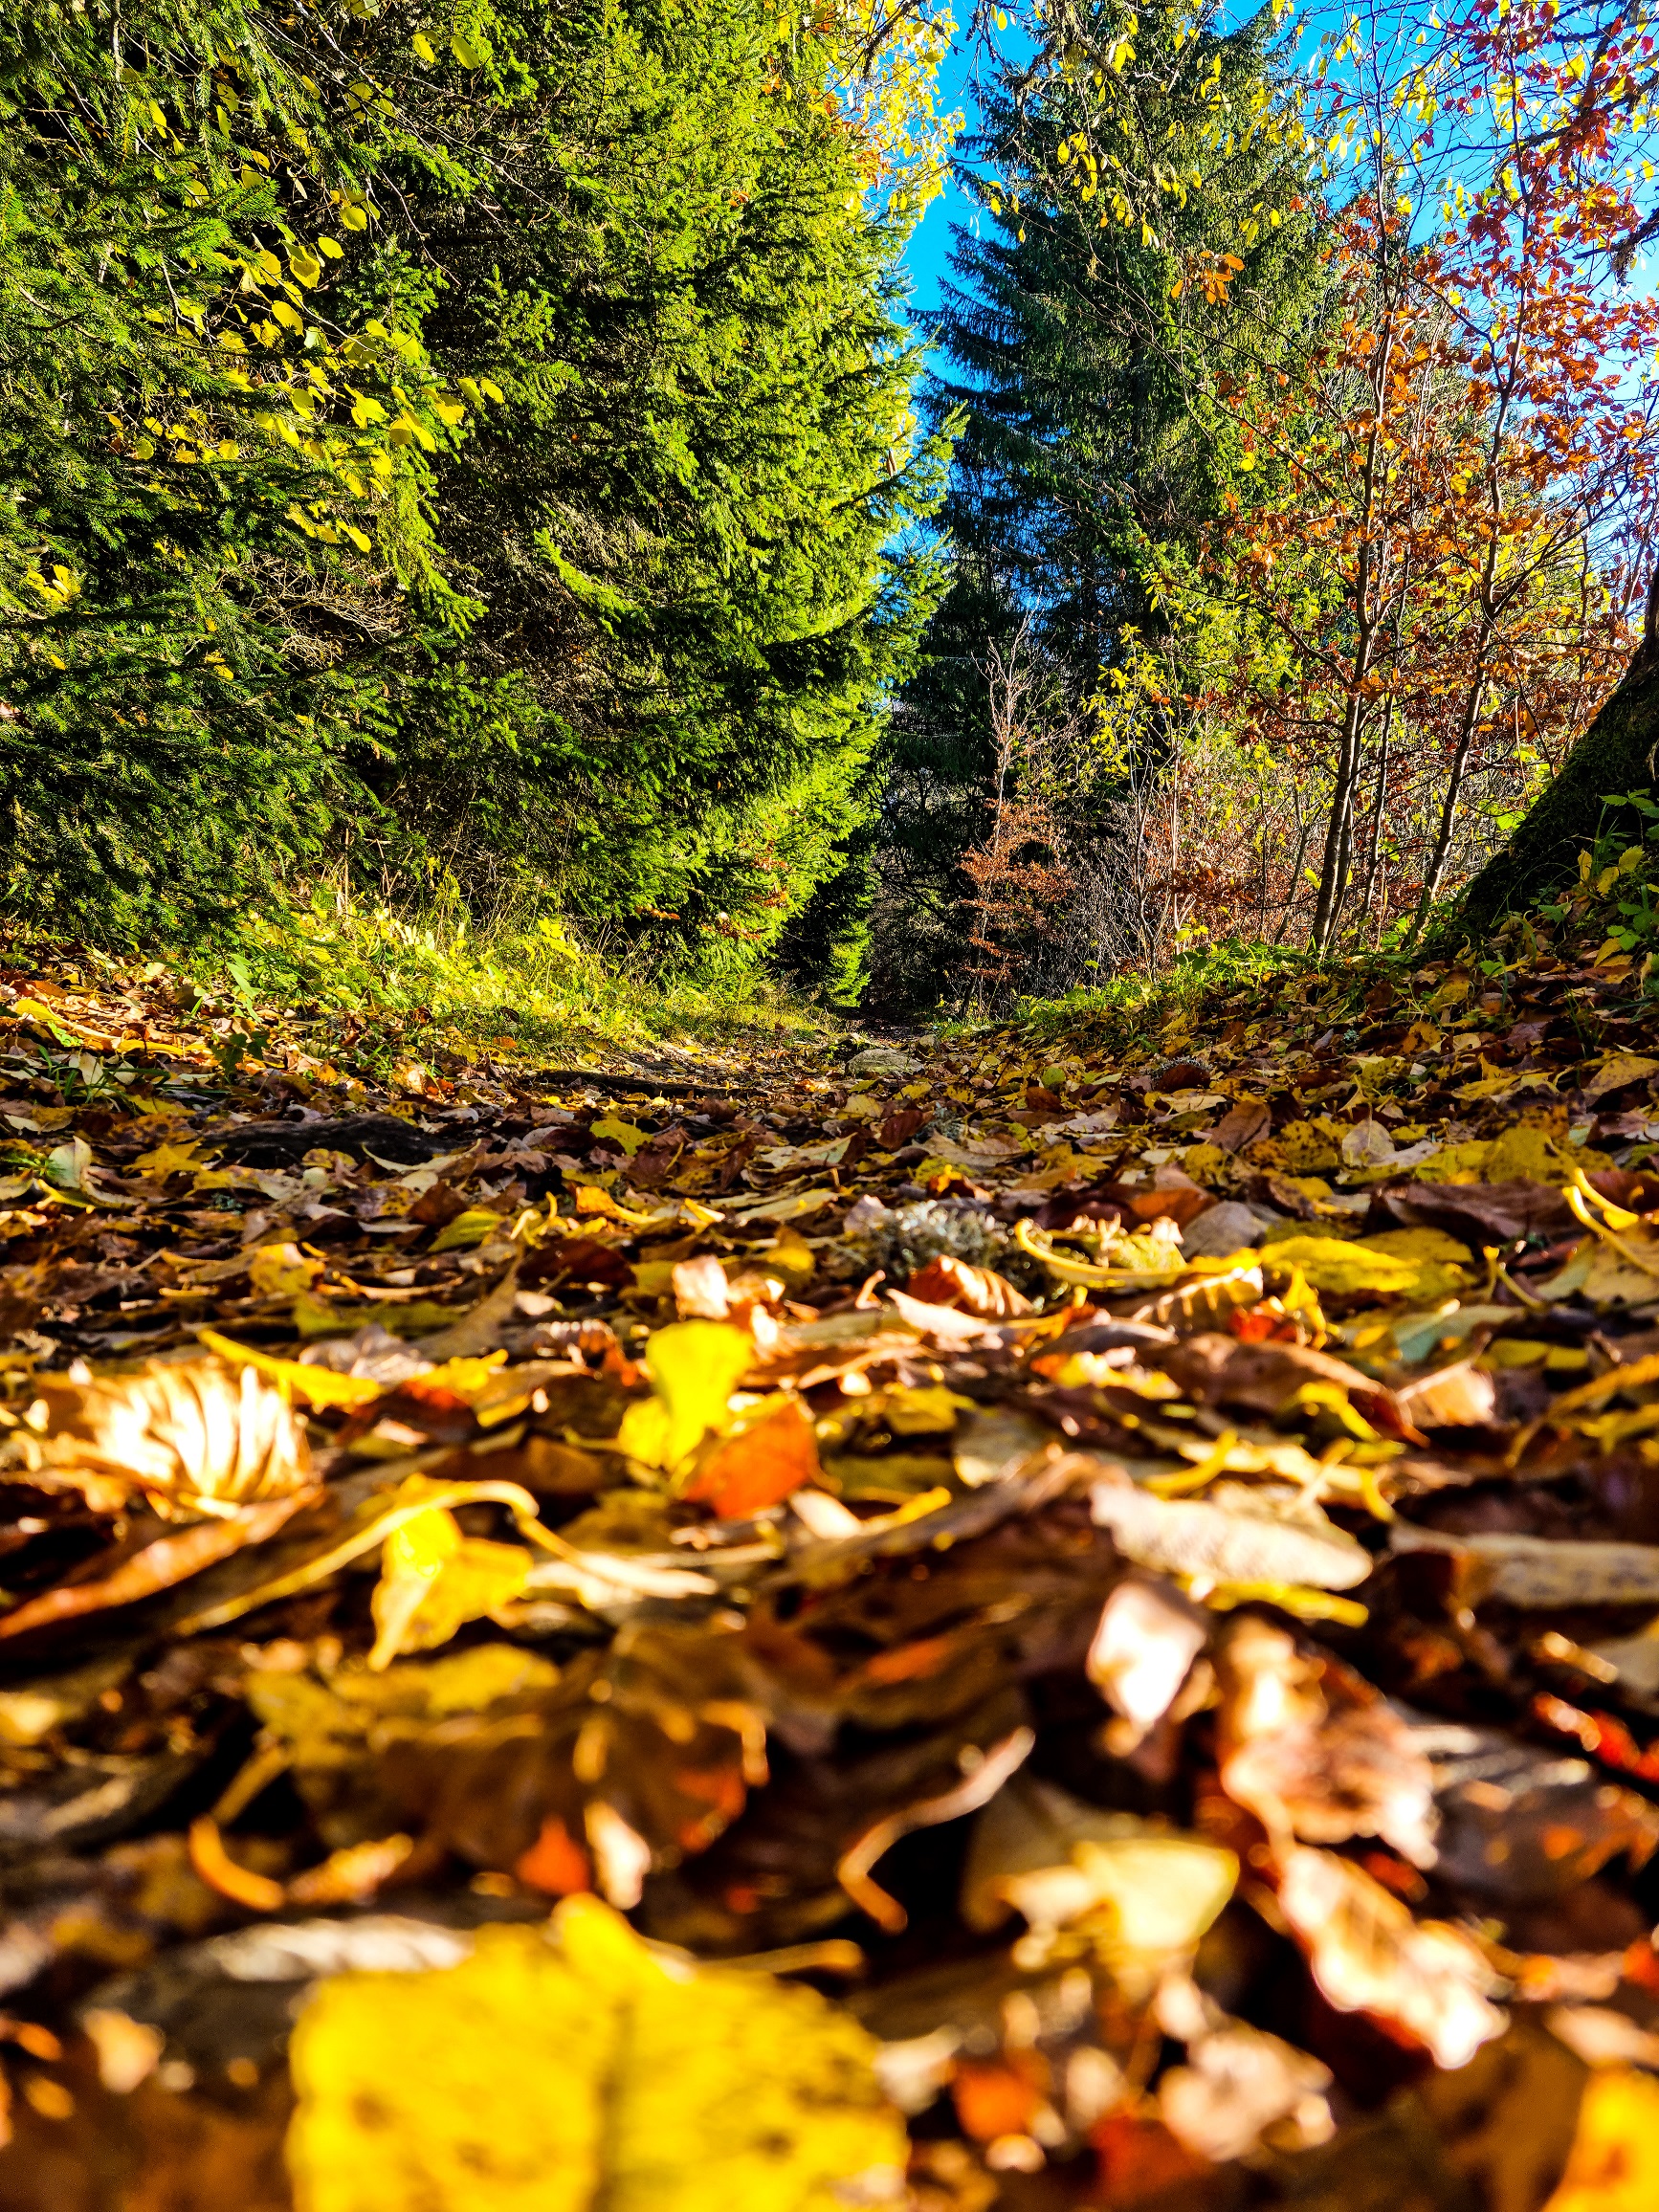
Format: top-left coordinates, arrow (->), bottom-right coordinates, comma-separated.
0,0 -> 943,983
868,0 -> 1322,1010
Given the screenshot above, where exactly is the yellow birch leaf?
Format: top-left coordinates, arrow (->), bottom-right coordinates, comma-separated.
286,1899 -> 906,2212
197,1328 -> 383,1411
590,1117 -> 650,1157
249,1242 -> 324,1300
632,1319 -> 755,1469
1263,1235 -> 1470,1301
1543,2065 -> 1659,2212
429,1206 -> 506,1252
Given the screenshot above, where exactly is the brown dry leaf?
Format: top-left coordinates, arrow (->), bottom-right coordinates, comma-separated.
0,1489 -> 317,1639
1395,1360 -> 1498,1429
1085,1577 -> 1209,1737
904,1255 -> 1031,1317
1211,1100 -> 1272,1153
1089,1472 -> 1373,1597
1390,1525 -> 1659,1607
1154,1977 -> 1332,2163
1275,1845 -> 1506,2069
1216,1616 -> 1438,1866
961,1774 -> 1237,1998
673,1254 -> 731,1318
1582,1053 -> 1659,1103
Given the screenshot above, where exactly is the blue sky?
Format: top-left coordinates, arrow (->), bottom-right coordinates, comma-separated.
896,4 -> 1337,320
898,34 -> 1005,318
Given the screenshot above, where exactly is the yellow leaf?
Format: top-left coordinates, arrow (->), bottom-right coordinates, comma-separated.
1543,2065 -> 1659,2212
411,29 -> 436,62
198,1329 -> 383,1411
1581,1226 -> 1659,1307
418,1351 -> 512,1401
173,1473 -> 553,1636
285,1900 -> 907,2212
1360,1226 -> 1473,1270
248,1646 -> 560,1771
765,1226 -> 816,1288
1583,1052 -> 1659,1103
368,1501 -> 530,1669
134,1138 -> 208,1176
1263,1234 -> 1471,1302
590,1116 -> 650,1157
625,1319 -> 755,1471
429,1206 -> 505,1252
249,1241 -> 324,1300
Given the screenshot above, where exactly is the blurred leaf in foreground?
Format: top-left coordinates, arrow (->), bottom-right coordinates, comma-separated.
287,1895 -> 907,2212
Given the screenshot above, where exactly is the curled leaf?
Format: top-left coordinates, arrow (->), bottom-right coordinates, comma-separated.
11,1356 -> 313,1518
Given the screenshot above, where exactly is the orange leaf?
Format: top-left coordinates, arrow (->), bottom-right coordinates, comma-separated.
953,2061 -> 1042,2142
685,1399 -> 819,1518
515,1816 -> 593,1897
1092,2113 -> 1212,2206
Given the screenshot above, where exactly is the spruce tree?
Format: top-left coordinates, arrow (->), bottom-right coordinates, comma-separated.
870,0 -> 1322,1007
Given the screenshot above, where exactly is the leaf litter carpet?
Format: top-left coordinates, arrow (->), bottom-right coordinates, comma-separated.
4,945 -> 1659,2208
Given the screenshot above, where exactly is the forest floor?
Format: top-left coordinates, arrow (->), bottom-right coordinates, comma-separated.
5,909 -> 1659,2210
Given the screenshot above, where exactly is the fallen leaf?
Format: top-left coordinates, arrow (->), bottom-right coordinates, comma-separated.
368,1492 -> 532,1669
10,1356 -> 313,1518
286,1896 -> 908,2212
618,1319 -> 755,1471
905,1254 -> 1030,1317
1089,1474 -> 1373,1596
1582,1054 -> 1659,1104
1216,1615 -> 1438,1866
1086,1578 -> 1208,1736
249,1243 -> 324,1300
1155,1978 -> 1331,2163
1391,1525 -> 1659,1607
429,1206 -> 507,1253
1263,1233 -> 1471,1302
1275,1845 -> 1506,2069
962,1775 -> 1237,1999
684,1398 -> 820,1517
1541,2064 -> 1659,2212
0,1490 -> 317,1639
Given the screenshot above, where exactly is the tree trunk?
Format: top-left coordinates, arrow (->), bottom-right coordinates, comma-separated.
1456,576 -> 1659,936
